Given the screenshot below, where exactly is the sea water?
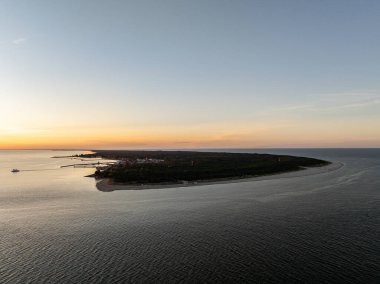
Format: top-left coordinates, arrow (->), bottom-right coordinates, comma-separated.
0,149 -> 379,283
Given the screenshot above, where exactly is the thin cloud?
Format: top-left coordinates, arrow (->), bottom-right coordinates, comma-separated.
273,104 -> 314,111
1,128 -> 47,134
316,99 -> 380,111
12,37 -> 28,45
274,92 -> 380,113
308,92 -> 380,112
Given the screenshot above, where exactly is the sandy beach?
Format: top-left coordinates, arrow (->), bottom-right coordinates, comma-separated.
96,161 -> 344,192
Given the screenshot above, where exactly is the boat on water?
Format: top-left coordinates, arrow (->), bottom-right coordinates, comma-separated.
11,169 -> 20,173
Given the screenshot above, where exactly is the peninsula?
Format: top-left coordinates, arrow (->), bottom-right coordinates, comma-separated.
78,150 -> 331,190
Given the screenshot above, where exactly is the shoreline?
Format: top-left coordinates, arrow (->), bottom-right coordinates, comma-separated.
96,161 -> 344,192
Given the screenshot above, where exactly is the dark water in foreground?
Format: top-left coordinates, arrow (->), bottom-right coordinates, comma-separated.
0,149 -> 379,283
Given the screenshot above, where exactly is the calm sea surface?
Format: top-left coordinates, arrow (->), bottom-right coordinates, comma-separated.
0,149 -> 379,283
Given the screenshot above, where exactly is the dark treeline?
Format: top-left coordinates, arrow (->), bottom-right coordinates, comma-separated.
83,150 -> 330,184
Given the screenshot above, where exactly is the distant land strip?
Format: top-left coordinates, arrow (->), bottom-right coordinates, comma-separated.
73,150 -> 331,191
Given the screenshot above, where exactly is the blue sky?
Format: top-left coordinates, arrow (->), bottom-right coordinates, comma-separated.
1,0 -> 379,148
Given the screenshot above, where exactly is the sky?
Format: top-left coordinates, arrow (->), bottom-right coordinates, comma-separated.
0,0 -> 379,149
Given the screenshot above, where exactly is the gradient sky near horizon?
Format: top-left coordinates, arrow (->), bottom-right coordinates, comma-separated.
1,0 -> 379,149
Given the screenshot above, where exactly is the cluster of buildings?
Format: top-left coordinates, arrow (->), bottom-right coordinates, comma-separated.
116,157 -> 165,165
95,157 -> 166,175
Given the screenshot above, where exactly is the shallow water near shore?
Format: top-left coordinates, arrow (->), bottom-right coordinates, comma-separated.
0,149 -> 379,283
